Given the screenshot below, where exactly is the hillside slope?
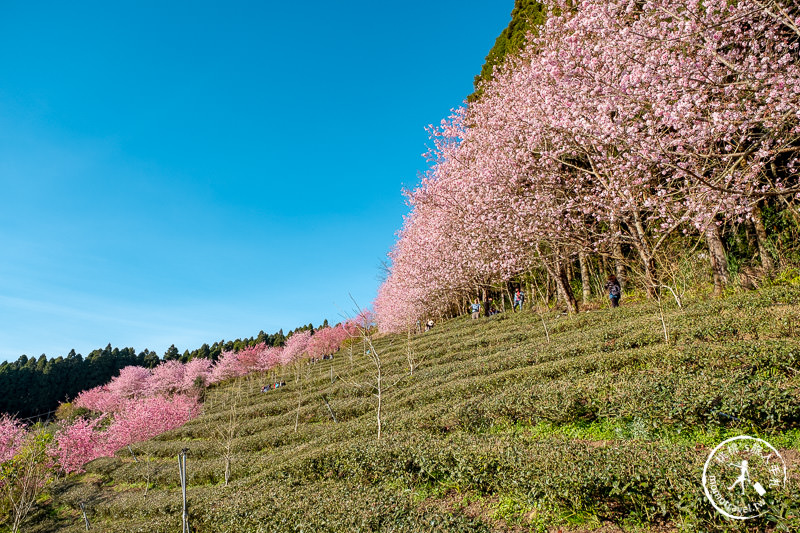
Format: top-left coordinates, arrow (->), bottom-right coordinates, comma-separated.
34,286 -> 800,532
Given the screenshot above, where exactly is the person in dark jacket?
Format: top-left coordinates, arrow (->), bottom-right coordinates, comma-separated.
605,275 -> 622,307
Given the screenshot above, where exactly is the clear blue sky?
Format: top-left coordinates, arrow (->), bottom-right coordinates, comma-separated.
0,1 -> 512,362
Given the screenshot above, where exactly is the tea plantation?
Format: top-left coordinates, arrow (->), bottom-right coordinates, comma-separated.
31,287 -> 800,532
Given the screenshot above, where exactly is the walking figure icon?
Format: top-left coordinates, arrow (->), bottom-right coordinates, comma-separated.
728,460 -> 750,493
727,459 -> 767,497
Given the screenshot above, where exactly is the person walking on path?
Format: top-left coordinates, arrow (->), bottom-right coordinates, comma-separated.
605,275 -> 622,308
513,288 -> 525,312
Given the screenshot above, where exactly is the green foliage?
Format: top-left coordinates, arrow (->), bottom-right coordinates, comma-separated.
1,428 -> 55,533
469,0 -> 546,102
53,402 -> 91,423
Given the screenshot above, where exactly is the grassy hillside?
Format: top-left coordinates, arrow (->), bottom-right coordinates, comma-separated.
32,286 -> 800,532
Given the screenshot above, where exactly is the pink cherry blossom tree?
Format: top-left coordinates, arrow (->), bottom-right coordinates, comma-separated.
234,343 -> 265,375
53,417 -> 105,474
102,395 -> 200,454
107,366 -> 151,399
280,331 -> 312,431
307,326 -> 348,360
182,357 -> 213,391
256,346 -> 283,374
73,385 -> 124,414
208,350 -> 248,384
0,415 -> 25,463
146,360 -> 186,396
376,0 -> 799,328
281,331 -> 311,366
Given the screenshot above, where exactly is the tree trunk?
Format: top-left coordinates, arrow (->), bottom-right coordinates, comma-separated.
406,328 -> 414,376
578,250 -> 591,305
558,265 -> 578,314
630,210 -> 658,297
751,205 -> 775,277
294,375 -> 303,432
599,252 -> 608,283
525,278 -> 533,312
566,257 -> 574,288
611,219 -> 626,289
705,223 -> 730,297
376,368 -> 382,441
545,252 -> 579,314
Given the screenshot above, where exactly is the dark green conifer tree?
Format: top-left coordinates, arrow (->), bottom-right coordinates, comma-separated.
470,0 -> 546,101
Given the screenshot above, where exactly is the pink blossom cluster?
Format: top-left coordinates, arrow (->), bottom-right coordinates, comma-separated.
102,395 -> 200,454
0,414 -> 26,463
376,0 -> 800,331
208,342 -> 284,383
73,358 -> 213,413
307,325 -> 350,359
53,395 -> 200,473
50,328 -> 356,473
60,358 -> 209,473
281,330 -> 312,365
52,416 -> 106,474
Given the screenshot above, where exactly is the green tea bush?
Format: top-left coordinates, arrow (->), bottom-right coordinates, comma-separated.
29,287 -> 800,532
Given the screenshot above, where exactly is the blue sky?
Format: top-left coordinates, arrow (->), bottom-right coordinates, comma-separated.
0,1 -> 512,362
